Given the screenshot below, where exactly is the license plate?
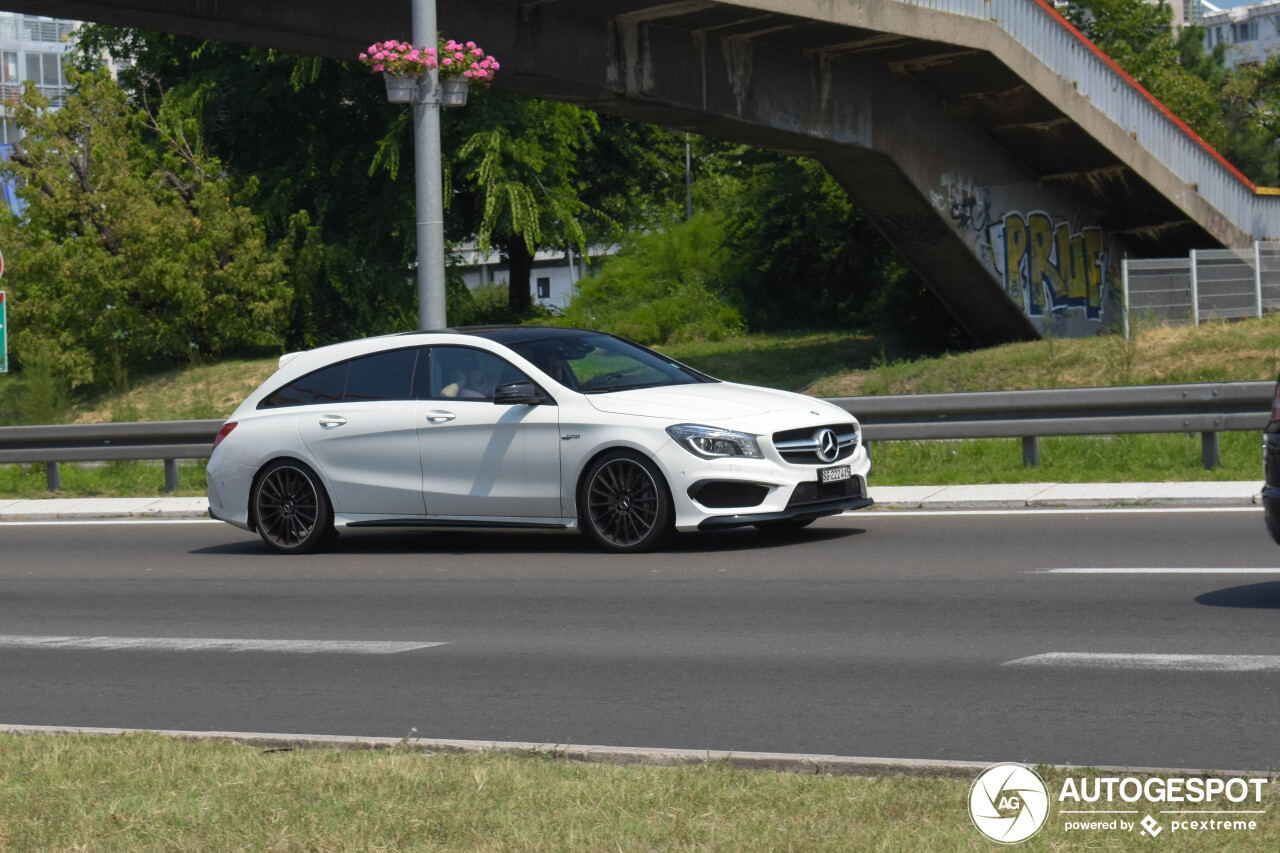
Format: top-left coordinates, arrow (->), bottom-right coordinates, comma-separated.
820,465 -> 851,483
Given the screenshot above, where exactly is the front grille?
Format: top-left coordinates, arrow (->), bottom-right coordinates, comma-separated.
772,423 -> 859,465
786,476 -> 864,508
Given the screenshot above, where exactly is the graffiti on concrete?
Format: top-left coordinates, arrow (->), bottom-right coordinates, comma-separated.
933,179 -> 1110,322
1002,212 -> 1106,320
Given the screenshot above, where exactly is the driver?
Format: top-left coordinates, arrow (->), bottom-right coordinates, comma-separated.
531,349 -> 573,388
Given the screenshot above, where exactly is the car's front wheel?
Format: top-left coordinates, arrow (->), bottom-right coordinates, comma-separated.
580,450 -> 672,553
252,460 -> 337,554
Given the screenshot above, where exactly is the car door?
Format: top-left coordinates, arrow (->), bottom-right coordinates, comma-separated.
416,346 -> 562,519
294,347 -> 428,516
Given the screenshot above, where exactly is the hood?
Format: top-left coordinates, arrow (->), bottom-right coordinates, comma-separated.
584,381 -> 843,423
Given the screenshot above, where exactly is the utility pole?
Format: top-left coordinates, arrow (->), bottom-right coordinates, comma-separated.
413,0 -> 447,330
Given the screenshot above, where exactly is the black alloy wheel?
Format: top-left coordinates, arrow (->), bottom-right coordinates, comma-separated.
252,460 -> 337,554
581,451 -> 672,552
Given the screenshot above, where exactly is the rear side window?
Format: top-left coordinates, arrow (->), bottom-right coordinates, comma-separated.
258,347 -> 422,409
344,348 -> 420,401
261,361 -> 349,408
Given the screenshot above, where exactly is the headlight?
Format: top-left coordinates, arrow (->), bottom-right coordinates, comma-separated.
666,424 -> 763,459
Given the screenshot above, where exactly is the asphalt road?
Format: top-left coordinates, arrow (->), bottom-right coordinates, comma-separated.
2,508 -> 1279,770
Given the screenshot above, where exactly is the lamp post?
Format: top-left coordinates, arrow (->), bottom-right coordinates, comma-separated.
413,0 -> 447,330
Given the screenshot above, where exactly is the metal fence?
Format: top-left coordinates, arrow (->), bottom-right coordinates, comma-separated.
1,382 -> 1272,492
1123,241 -> 1280,336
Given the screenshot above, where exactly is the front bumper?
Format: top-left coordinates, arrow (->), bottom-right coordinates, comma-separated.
697,474 -> 873,530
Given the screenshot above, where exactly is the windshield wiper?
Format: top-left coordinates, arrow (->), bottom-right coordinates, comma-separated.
580,380 -> 690,395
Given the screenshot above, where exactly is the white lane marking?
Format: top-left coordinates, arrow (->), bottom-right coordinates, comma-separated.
1033,568 -> 1280,574
1005,653 -> 1280,672
850,507 -> 1260,517
1,519 -> 221,526
0,635 -> 447,654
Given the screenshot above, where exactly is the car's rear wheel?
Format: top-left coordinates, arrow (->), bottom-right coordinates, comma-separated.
580,450 -> 672,553
252,460 -> 337,554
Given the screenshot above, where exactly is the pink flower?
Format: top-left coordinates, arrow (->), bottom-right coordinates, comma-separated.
441,58 -> 452,66
466,41 -> 476,48
358,52 -> 367,60
372,63 -> 384,71
472,48 -> 484,56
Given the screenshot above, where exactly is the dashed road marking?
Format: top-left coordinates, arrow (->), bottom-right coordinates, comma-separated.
1032,568 -> 1280,574
0,635 -> 447,654
1004,653 -> 1280,672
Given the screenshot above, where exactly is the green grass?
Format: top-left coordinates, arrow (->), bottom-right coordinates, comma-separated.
868,432 -> 1258,485
0,461 -> 208,499
0,733 -> 1275,852
809,315 -> 1280,397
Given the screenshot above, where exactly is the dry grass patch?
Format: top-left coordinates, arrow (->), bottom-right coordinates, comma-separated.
71,357 -> 279,424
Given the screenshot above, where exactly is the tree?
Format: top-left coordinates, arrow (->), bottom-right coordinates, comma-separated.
1062,0 -> 1279,186
713,149 -> 965,348
75,27 -> 423,346
0,68 -> 291,388
444,90 -> 597,314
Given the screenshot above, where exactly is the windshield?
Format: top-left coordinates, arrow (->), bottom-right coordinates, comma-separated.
497,331 -> 715,393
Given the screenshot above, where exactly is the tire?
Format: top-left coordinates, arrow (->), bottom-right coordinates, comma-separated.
753,518 -> 815,536
252,460 -> 338,554
580,450 -> 673,553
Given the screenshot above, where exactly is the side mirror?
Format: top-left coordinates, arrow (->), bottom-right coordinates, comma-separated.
493,380 -> 546,406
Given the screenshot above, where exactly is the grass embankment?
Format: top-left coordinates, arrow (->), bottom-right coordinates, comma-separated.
1,733 -> 1275,852
1,320 -> 1277,497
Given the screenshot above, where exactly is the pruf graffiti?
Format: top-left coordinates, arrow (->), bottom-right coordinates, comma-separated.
933,179 -> 1112,326
1002,212 -> 1107,321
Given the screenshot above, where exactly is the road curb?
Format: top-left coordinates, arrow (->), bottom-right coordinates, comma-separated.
0,724 -> 1270,780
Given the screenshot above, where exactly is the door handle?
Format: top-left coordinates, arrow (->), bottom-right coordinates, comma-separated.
318,415 -> 347,428
425,410 -> 456,424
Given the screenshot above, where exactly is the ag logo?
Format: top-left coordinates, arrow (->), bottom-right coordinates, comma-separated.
968,763 -> 1049,844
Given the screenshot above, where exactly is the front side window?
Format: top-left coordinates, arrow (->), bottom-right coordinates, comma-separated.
426,347 -> 529,401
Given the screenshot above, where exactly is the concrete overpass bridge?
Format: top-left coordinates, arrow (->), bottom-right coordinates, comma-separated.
20,0 -> 1280,344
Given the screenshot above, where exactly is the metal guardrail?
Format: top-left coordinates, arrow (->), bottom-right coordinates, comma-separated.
0,381 -> 1274,491
0,419 -> 223,491
835,380 -> 1274,468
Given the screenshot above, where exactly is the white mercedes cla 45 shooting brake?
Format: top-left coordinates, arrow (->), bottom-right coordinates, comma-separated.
207,327 -> 873,553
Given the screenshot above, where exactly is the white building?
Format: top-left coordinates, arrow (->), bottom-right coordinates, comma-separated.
0,13 -> 77,144
455,244 -> 617,312
1202,0 -> 1280,67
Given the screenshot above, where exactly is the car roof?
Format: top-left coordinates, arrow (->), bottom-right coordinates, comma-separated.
455,326 -> 603,346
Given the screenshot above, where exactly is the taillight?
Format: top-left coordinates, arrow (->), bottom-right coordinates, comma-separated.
212,422 -> 237,450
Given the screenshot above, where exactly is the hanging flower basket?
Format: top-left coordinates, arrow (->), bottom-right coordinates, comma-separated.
383,73 -> 422,103
361,38 -> 499,107
440,78 -> 469,107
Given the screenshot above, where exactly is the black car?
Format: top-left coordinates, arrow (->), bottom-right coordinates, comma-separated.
1264,375 -> 1280,543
